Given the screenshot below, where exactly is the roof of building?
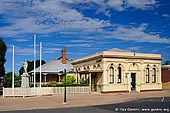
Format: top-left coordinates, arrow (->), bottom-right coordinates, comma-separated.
72,48 -> 162,65
162,65 -> 170,69
107,48 -> 132,53
30,57 -> 73,74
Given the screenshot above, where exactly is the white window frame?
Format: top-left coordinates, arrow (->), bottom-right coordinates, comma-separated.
146,68 -> 149,83
109,67 -> 114,84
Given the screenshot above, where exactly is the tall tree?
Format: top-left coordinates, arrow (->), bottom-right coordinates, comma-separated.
163,60 -> 170,65
4,72 -> 21,88
4,72 -> 12,88
19,60 -> 46,75
0,38 -> 7,78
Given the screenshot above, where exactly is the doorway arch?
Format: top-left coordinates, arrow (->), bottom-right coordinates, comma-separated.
128,63 -> 140,92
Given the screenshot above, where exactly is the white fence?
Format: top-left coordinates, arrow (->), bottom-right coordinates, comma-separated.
3,86 -> 89,97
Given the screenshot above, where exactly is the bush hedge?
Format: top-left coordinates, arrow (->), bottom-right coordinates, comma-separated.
30,82 -> 89,87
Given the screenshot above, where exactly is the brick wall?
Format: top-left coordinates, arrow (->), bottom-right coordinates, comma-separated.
161,68 -> 170,83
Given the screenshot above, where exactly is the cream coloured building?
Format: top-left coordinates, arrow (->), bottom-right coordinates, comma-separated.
72,48 -> 162,93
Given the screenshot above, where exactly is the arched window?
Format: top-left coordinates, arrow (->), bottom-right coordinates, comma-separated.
109,67 -> 114,83
152,68 -> 156,83
146,68 -> 149,83
87,66 -> 90,70
93,65 -> 96,69
117,66 -> 121,83
97,64 -> 102,69
84,67 -> 86,71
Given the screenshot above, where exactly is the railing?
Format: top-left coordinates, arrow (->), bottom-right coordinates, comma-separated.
3,86 -> 89,97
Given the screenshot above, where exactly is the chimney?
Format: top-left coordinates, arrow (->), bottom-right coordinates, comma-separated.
62,48 -> 66,64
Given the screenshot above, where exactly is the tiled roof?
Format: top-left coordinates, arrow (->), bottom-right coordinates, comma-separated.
29,57 -> 73,74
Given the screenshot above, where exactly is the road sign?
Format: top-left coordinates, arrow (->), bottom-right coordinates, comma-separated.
125,73 -> 129,78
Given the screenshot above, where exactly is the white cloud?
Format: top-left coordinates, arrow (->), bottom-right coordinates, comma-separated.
47,43 -> 92,48
127,46 -> 142,51
64,0 -> 157,11
163,14 -> 170,19
107,0 -> 124,11
13,38 -> 29,42
151,49 -> 158,53
43,48 -> 62,54
0,0 -> 168,44
63,43 -> 92,47
7,46 -> 33,56
125,0 -> 157,10
15,48 -> 33,56
107,23 -> 170,43
44,48 -> 61,51
0,0 -> 111,37
166,46 -> 170,49
70,40 -> 95,43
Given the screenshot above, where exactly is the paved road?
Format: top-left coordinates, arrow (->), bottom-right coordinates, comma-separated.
1,97 -> 170,113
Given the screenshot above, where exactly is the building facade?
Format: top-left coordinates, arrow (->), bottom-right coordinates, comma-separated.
72,48 -> 162,93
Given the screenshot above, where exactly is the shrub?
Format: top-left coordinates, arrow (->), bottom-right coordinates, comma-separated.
80,79 -> 89,85
61,75 -> 76,85
41,83 -> 48,87
39,82 -> 89,87
48,82 -> 58,87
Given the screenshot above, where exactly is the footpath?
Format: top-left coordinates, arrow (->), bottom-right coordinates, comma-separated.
0,90 -> 170,111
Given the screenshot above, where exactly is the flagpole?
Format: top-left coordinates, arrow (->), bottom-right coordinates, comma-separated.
12,45 -> 15,88
40,42 -> 42,88
34,34 -> 36,89
12,45 -> 14,96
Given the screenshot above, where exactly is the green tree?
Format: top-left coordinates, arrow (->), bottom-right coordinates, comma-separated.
62,75 -> 76,85
14,74 -> 21,87
4,72 -> 12,88
163,60 -> 170,65
19,60 -> 46,75
0,38 -> 7,78
4,72 -> 21,88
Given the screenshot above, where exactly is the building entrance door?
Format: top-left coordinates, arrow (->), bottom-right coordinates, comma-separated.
91,73 -> 97,92
131,73 -> 136,91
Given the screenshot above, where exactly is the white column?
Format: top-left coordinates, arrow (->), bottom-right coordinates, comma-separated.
158,64 -> 162,83
30,75 -> 32,83
45,75 -> 46,83
43,73 -> 47,83
58,75 -> 60,82
102,61 -> 107,85
32,75 -> 34,83
89,73 -> 91,93
78,73 -> 80,84
140,62 -> 144,84
76,72 -> 78,83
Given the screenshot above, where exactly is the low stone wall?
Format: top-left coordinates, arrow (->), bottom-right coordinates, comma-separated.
3,86 -> 89,97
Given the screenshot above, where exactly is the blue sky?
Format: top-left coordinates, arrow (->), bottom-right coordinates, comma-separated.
0,0 -> 170,74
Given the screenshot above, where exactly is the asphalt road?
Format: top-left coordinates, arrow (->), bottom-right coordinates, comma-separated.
1,97 -> 170,113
